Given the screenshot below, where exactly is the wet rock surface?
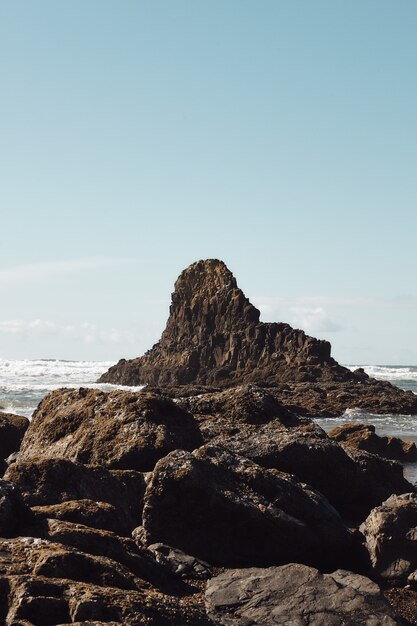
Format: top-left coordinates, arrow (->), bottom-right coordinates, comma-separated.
98,259 -> 417,416
205,564 -> 401,625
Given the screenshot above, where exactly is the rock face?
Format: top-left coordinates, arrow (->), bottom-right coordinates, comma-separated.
0,412 -> 29,459
360,493 -> 417,584
328,422 -> 417,462
98,259 -> 417,416
140,445 -> 353,569
178,386 -> 413,521
205,564 -> 401,625
4,458 -> 145,532
18,388 -> 203,471
99,259 -> 347,387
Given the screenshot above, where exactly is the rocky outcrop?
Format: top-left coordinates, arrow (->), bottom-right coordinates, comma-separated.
99,259 -> 349,387
178,386 -> 414,521
139,445 -> 353,569
0,412 -> 29,458
98,259 -> 417,416
328,422 -> 417,462
18,388 -> 203,471
0,480 -> 33,535
206,564 -> 401,625
4,458 -> 145,532
360,493 -> 417,584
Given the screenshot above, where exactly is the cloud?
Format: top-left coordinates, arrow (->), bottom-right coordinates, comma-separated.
0,257 -> 142,284
0,319 -> 138,345
288,307 -> 342,333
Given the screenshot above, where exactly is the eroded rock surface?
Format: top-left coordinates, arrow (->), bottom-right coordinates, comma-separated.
178,386 -> 413,521
205,564 -> 401,625
18,388 -> 203,471
4,458 -> 145,532
141,445 -> 353,569
98,259 -> 417,416
0,412 -> 29,458
328,422 -> 417,462
360,493 -> 417,584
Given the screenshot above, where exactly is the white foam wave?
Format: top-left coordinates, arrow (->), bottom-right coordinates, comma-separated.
346,364 -> 417,382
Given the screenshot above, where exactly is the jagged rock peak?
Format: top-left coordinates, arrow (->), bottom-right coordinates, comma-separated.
99,259 -> 351,388
161,259 -> 260,342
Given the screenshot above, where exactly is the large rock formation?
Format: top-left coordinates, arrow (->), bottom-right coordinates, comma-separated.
99,259 -> 347,386
98,259 -> 417,416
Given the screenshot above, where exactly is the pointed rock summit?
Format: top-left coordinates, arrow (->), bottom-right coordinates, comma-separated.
99,259 -> 352,387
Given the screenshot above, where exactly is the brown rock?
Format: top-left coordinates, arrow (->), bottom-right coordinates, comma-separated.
360,493 -> 417,584
0,412 -> 29,458
31,499 -> 134,536
328,422 -> 417,462
0,480 -> 33,536
18,388 -> 203,471
0,538 -> 212,625
206,564 -> 401,625
141,445 -> 353,569
4,458 -> 145,532
98,259 -> 417,416
178,386 -> 414,521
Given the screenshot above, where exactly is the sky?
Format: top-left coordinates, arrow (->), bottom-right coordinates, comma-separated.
1,0 -> 416,364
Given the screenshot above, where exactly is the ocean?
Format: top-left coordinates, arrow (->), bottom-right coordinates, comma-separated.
1,359 -> 417,480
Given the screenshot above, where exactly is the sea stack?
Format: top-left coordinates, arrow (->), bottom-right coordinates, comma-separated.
99,259 -> 352,387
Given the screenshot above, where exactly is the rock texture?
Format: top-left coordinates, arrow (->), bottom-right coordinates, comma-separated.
178,386 -> 413,521
140,445 -> 353,569
18,388 -> 203,471
328,422 -> 417,462
0,412 -> 29,459
98,259 -> 417,416
4,458 -> 145,532
205,564 -> 401,625
360,493 -> 417,584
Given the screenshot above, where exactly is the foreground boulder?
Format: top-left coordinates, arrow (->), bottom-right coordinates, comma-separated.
0,537 -> 212,625
179,386 -> 413,521
98,259 -> 417,416
0,480 -> 33,535
0,412 -> 29,458
18,388 -> 203,471
360,493 -> 417,584
140,445 -> 353,569
328,422 -> 417,462
4,458 -> 145,533
206,564 -> 401,625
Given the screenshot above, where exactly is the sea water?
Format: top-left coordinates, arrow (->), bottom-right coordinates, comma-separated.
1,359 -> 417,479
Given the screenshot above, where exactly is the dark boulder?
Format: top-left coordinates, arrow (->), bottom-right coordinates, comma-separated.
4,458 -> 145,532
18,388 -> 203,471
141,445 -> 353,569
0,480 -> 33,536
179,386 -> 414,521
0,412 -> 29,459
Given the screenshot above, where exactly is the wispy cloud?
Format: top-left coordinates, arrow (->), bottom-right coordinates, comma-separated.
0,257 -> 142,284
289,307 -> 342,333
254,294 -> 417,317
0,319 -> 138,345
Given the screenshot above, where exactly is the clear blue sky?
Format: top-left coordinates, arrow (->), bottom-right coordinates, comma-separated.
1,0 -> 416,364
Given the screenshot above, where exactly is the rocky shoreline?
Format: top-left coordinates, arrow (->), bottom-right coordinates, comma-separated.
1,384 -> 417,624
2,259 -> 417,624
